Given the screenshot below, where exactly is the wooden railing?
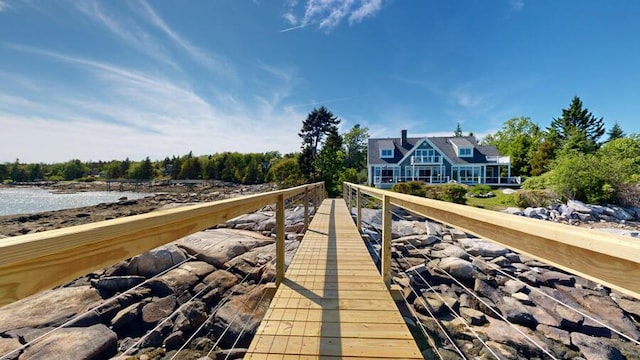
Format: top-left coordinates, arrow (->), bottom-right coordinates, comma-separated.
0,182 -> 324,306
343,182 -> 640,300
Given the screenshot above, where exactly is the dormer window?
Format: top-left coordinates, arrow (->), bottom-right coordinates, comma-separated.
380,148 -> 394,158
459,148 -> 472,157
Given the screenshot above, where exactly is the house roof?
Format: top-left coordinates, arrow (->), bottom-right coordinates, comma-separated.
368,134 -> 501,165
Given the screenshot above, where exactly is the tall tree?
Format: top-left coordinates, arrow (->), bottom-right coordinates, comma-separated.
549,96 -> 605,149
314,129 -> 345,195
483,117 -> 542,176
343,124 -> 369,171
298,106 -> 340,179
606,122 -> 625,142
454,122 -> 463,137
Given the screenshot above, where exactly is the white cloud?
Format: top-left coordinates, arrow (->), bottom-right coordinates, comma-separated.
0,44 -> 305,163
0,0 -> 9,12
282,0 -> 384,32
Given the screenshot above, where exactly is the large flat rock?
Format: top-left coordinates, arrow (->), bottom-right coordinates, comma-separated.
176,229 -> 273,268
0,285 -> 101,333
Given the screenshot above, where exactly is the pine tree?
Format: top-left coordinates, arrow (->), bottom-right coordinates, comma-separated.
454,122 -> 463,137
298,106 -> 341,180
606,122 -> 625,142
549,96 -> 605,149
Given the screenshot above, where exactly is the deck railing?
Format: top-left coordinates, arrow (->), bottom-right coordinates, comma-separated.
343,182 -> 640,299
0,182 -> 324,306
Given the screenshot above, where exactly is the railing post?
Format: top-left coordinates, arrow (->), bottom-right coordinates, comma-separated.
304,188 -> 309,233
276,194 -> 285,286
356,187 -> 362,233
382,194 -> 392,289
347,184 -> 352,213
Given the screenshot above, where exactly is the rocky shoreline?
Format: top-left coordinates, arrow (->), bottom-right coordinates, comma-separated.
1,187 -> 639,359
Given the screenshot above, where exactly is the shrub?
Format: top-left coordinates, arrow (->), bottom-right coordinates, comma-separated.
424,184 -> 468,204
392,181 -> 426,197
521,172 -> 554,190
468,184 -> 492,196
513,189 -> 559,208
615,182 -> 640,207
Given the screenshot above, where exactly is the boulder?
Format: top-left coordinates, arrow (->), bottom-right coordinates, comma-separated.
568,199 -> 592,214
460,307 -> 487,325
0,338 -> 21,358
0,285 -> 101,333
604,206 -> 634,221
458,238 -> 509,257
393,234 -> 439,248
203,270 -> 239,292
537,324 -> 570,346
19,324 -> 117,360
92,275 -> 145,293
571,332 -> 624,360
435,257 -> 475,281
153,268 -> 199,296
541,271 -> 575,287
213,285 -> 270,348
179,261 -> 216,278
127,244 -> 188,277
111,302 -> 144,330
505,207 -> 523,216
499,296 -> 537,326
177,229 -> 273,268
142,295 -> 177,326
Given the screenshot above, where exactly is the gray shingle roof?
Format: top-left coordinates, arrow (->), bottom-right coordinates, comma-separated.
368,135 -> 500,165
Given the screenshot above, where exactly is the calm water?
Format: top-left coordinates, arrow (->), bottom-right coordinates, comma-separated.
0,188 -> 149,216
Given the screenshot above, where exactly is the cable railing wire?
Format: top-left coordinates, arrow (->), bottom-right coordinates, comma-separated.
355,194 -> 557,359
383,202 -> 640,348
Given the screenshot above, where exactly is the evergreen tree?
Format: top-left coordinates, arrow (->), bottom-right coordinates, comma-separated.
314,129 -> 345,195
606,122 -> 625,142
454,122 -> 463,137
298,106 -> 340,179
549,96 -> 605,149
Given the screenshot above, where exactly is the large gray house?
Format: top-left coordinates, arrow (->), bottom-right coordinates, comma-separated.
368,130 -> 515,188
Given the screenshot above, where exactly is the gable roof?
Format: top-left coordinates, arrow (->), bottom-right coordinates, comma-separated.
368,134 -> 501,165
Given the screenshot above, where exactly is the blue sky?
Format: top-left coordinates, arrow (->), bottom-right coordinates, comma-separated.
1,0 -> 639,163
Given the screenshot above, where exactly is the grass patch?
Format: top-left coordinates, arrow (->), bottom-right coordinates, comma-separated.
465,190 -> 517,211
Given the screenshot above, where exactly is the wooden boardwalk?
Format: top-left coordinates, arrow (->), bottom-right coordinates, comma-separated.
245,199 -> 423,359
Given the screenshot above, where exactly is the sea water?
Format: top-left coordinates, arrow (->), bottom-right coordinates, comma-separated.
0,187 -> 149,216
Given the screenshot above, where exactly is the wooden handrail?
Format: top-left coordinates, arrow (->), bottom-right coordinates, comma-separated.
344,182 -> 640,300
0,182 -> 324,306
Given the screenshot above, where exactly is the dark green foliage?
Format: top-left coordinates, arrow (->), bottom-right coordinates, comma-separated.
298,106 -> 341,180
426,184 -> 468,204
62,159 -> 87,180
606,122 -> 625,142
513,190 -> 559,208
549,96 -> 605,150
392,181 -> 426,197
268,156 -> 304,188
454,122 -> 463,137
314,130 -> 345,196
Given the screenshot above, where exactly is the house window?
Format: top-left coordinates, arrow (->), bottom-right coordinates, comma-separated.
380,149 -> 394,158
459,148 -> 472,157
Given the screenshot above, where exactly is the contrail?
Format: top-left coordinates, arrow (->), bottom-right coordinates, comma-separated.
280,23 -> 309,33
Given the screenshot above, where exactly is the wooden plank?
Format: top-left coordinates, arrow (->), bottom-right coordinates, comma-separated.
0,183 -> 323,305
256,320 -> 415,339
248,335 -> 423,359
345,182 -> 640,299
246,199 -> 422,359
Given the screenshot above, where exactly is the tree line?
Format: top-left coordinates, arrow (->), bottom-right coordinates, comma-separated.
0,106 -> 370,196
482,96 -> 638,204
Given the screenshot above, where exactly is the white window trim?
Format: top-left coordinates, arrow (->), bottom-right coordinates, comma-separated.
380,148 -> 394,158
458,147 -> 473,157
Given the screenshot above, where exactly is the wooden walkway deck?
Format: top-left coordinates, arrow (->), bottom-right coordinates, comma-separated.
245,199 -> 423,359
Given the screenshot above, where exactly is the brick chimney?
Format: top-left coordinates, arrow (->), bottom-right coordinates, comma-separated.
401,129 -> 408,147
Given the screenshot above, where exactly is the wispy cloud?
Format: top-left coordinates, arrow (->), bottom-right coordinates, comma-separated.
1,43 -> 305,162
0,0 -> 9,12
510,0 -> 524,11
74,0 -> 178,69
137,0 -> 236,80
282,0 -> 384,32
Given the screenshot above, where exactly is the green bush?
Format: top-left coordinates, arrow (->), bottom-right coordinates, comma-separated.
513,189 -> 559,208
521,172 -> 554,190
392,181 -> 426,197
424,184 -> 468,204
468,184 -> 492,196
